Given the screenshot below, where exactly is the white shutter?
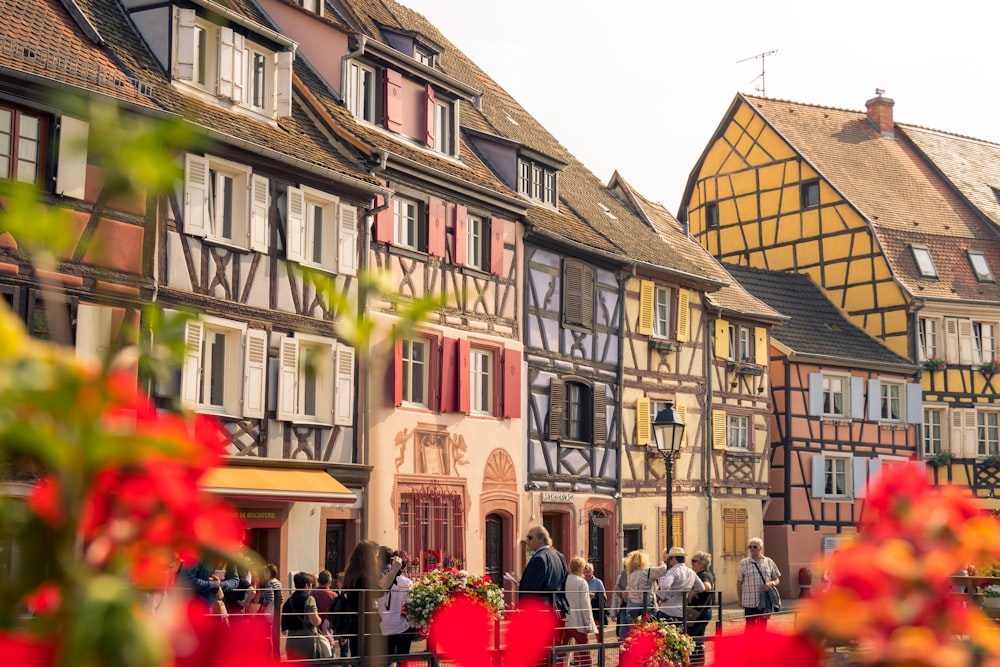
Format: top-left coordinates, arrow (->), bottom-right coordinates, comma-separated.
852,457 -> 868,499
232,33 -> 246,104
242,328 -> 267,418
811,454 -> 826,497
867,379 -> 881,421
275,50 -> 293,118
905,383 -> 923,424
808,373 -> 823,416
951,409 -> 966,458
56,116 -> 88,199
75,304 -> 112,363
334,344 -> 355,426
176,8 -> 196,80
337,204 -> 358,276
277,337 -> 299,421
285,186 -> 305,262
944,318 -> 959,363
965,410 -> 979,457
184,153 -> 209,237
959,320 -> 974,365
180,320 -> 204,408
851,376 -> 865,419
249,174 -> 270,252
218,27 -> 235,99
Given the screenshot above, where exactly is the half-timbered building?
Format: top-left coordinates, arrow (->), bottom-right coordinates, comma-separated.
726,265 -> 919,598
609,175 -> 783,601
681,93 -> 1000,531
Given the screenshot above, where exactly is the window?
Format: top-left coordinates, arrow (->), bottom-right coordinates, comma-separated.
880,382 -> 902,421
978,411 -> 1000,456
180,316 -> 266,418
399,486 -> 465,571
192,22 -> 211,88
401,337 -> 429,407
706,203 -> 719,228
548,378 -> 606,444
517,158 -> 557,205
285,185 -> 355,274
394,197 -> 420,250
726,323 -> 754,362
722,507 -> 748,557
974,322 -> 996,365
414,46 -> 435,67
727,325 -> 737,361
184,154 -> 266,250
659,511 -> 683,553
969,251 -> 994,283
248,49 -> 268,111
276,334 -> 354,426
653,287 -> 671,338
918,317 -> 938,360
824,456 -> 850,497
823,375 -> 847,417
0,104 -> 46,185
563,259 -> 595,330
346,61 -> 377,123
469,348 -> 493,416
433,100 -> 452,154
466,214 -> 486,270
296,0 -> 321,13
727,415 -> 749,449
911,245 -> 937,278
565,381 -> 591,442
923,408 -> 943,456
739,327 -> 752,362
801,180 -> 820,208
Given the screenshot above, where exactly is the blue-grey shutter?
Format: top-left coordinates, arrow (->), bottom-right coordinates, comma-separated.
868,458 -> 883,486
867,379 -> 881,421
808,373 -> 823,416
851,376 -> 865,419
811,454 -> 826,497
853,457 -> 868,499
905,382 -> 923,424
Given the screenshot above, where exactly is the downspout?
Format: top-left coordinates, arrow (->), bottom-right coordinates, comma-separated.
359,168 -> 390,542
616,263 -> 634,569
705,306 -> 719,565
341,34 -> 368,93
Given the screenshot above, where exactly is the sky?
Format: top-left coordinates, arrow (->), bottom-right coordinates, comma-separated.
402,0 -> 1000,215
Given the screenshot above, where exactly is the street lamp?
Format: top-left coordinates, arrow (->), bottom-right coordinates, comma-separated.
652,402 -> 685,551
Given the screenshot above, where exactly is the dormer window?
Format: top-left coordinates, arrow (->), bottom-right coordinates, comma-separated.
518,159 -> 557,205
174,8 -> 293,119
346,61 -> 378,123
296,0 -> 322,15
969,250 -> 995,283
414,46 -> 435,67
911,245 -> 937,278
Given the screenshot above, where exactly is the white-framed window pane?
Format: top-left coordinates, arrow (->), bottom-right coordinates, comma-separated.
565,382 -> 588,441
394,198 -> 419,249
923,408 -> 942,456
978,412 -> 1000,456
881,383 -> 901,421
739,328 -> 751,361
825,457 -> 848,496
823,376 -> 845,416
912,246 -> 937,278
403,338 -> 427,406
532,166 -> 543,200
974,322 -> 996,365
467,215 -> 483,269
470,349 -> 492,415
727,325 -> 736,361
518,161 -> 530,195
653,287 -> 670,337
434,101 -> 450,153
194,25 -> 207,86
544,171 -> 556,204
202,330 -> 227,407
919,318 -> 937,360
250,51 -> 267,109
727,415 -> 749,449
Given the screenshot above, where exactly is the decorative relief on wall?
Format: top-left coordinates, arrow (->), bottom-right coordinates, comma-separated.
394,427 -> 411,472
392,426 -> 475,477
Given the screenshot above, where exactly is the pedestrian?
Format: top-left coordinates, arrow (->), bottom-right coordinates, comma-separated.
334,571 -> 350,657
342,541 -> 403,657
177,557 -> 239,619
518,526 -> 570,662
258,563 -> 283,659
609,559 -> 629,639
563,556 -> 597,667
312,570 -> 337,647
655,546 -> 703,624
622,550 -> 670,628
280,571 -> 331,660
687,551 -> 715,664
737,537 -> 781,631
379,550 -> 414,665
583,562 -> 608,630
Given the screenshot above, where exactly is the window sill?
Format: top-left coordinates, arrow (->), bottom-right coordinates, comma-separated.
202,236 -> 251,254
820,416 -> 852,425
649,338 -> 676,352
460,265 -> 491,279
821,496 -> 855,503
289,418 -> 334,427
878,421 -> 909,431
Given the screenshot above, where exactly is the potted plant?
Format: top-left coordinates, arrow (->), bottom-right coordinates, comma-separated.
982,359 -> 1000,374
928,451 -> 954,466
620,614 -> 696,666
981,584 -> 1000,609
404,567 -> 505,636
922,355 -> 947,371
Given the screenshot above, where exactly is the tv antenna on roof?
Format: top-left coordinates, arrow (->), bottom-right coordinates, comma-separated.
737,49 -> 779,96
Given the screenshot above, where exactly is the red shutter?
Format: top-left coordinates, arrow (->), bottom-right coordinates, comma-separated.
458,338 -> 470,414
374,196 -> 394,244
383,69 -> 403,133
424,84 -> 435,147
427,197 -> 446,257
502,348 -> 521,419
489,218 -> 506,276
440,337 -> 458,412
392,337 -> 403,407
453,204 -> 467,266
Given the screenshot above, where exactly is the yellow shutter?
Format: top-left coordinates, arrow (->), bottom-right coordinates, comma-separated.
676,289 -> 690,342
638,280 -> 654,336
712,409 -> 727,449
723,507 -> 749,557
677,403 -> 688,446
636,397 -> 651,445
659,511 -> 684,551
714,319 -> 729,359
735,509 -> 749,556
755,327 -> 768,365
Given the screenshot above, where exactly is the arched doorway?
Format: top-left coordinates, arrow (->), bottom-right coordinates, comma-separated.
485,513 -> 504,586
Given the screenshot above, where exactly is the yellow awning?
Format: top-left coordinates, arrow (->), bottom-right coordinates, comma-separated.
200,467 -> 355,503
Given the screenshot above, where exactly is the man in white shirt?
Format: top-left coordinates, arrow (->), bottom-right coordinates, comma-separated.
656,546 -> 704,623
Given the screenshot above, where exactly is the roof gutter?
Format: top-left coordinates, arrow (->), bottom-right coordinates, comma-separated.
385,152 -> 527,216
190,0 -> 297,49
783,349 -> 919,376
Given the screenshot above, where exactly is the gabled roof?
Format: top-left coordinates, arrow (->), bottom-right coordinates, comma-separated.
692,93 -> 1000,304
609,172 -> 783,320
724,264 -> 915,370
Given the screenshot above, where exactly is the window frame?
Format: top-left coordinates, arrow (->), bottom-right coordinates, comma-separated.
466,214 -> 486,271
394,196 -> 421,250
923,407 -> 945,457
468,346 -> 494,416
918,317 -> 939,361
517,158 -> 557,205
978,410 -> 1000,457
822,374 -> 848,418
181,315 -> 247,417
705,202 -> 719,228
345,60 -> 378,123
879,380 -> 903,422
968,250 -> 995,283
911,245 -> 938,278
246,46 -> 270,112
564,380 -> 593,443
973,321 -> 997,365
726,414 -> 750,450
433,98 -> 452,155
801,180 -> 820,209
652,286 -> 671,339
823,454 -> 851,499
0,102 -> 47,186
301,186 -> 339,271
398,485 -> 465,572
401,336 -> 430,408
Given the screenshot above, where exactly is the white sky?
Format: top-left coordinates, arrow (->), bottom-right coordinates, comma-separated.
403,0 -> 1000,214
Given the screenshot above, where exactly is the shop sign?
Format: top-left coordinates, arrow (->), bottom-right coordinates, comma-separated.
541,491 -> 574,503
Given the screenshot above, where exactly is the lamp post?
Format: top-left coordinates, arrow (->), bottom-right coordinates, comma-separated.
652,402 -> 685,551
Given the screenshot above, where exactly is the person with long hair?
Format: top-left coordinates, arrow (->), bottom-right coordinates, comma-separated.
622,550 -> 670,627
378,549 -> 414,665
342,541 -> 402,658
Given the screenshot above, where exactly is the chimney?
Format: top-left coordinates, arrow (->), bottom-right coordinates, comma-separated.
865,90 -> 895,137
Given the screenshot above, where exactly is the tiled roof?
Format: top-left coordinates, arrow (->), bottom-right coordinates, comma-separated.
745,94 -> 1000,303
610,174 -> 783,321
724,264 -> 914,368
